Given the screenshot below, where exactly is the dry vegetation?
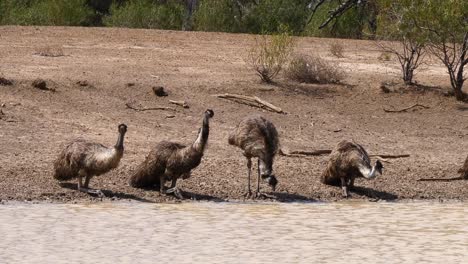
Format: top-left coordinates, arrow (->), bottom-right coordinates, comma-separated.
285,55 -> 344,84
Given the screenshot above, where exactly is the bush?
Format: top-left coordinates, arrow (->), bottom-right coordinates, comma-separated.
248,28 -> 295,83
103,0 -> 185,30
0,0 -> 94,26
285,55 -> 344,84
329,42 -> 345,58
193,0 -> 240,32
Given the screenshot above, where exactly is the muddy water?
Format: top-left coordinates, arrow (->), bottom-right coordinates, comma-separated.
0,201 -> 467,263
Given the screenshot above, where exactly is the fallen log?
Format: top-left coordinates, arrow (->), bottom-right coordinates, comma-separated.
370,154 -> 410,159
383,103 -> 430,113
214,93 -> 285,114
125,103 -> 176,112
417,176 -> 465,182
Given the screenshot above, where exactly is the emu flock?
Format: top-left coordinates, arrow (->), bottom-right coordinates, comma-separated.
53,109 -> 468,199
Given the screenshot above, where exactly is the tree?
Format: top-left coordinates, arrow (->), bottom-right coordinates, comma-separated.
376,0 -> 427,85
415,0 -> 468,101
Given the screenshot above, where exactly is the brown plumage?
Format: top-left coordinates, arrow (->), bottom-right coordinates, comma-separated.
321,140 -> 383,197
129,109 -> 214,199
228,115 -> 279,197
53,124 -> 127,196
458,155 -> 468,179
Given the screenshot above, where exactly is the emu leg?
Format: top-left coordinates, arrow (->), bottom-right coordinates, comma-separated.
349,178 -> 355,189
255,159 -> 266,198
159,174 -> 166,194
341,177 -> 349,198
244,158 -> 252,198
77,173 -> 104,197
166,177 -> 184,199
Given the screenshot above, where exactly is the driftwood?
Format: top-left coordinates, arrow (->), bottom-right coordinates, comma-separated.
214,93 -> 285,114
125,103 -> 175,112
383,103 -> 430,113
169,100 -> 189,108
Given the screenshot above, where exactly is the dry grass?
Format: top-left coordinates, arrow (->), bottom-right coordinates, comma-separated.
378,51 -> 392,61
329,42 -> 345,58
34,45 -> 65,57
285,54 -> 345,84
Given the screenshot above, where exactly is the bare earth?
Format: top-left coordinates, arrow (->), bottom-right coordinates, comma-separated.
0,26 -> 466,203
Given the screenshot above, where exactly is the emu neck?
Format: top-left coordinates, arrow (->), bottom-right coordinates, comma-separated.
114,132 -> 125,151
192,114 -> 210,152
359,165 -> 377,179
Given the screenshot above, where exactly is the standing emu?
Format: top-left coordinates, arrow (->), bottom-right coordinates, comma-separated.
228,115 -> 279,198
53,124 -> 127,197
321,140 -> 383,197
129,109 -> 214,199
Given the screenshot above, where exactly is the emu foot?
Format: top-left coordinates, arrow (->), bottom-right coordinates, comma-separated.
166,187 -> 184,199
79,187 -> 105,198
243,190 -> 253,199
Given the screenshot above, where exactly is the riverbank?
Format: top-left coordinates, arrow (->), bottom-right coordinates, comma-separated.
0,26 -> 466,203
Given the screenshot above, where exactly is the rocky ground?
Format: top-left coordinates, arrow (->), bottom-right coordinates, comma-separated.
0,26 -> 467,203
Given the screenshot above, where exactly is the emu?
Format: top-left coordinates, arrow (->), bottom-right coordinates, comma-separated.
129,109 -> 214,199
458,155 -> 468,179
228,115 -> 279,198
53,124 -> 127,197
321,140 -> 383,197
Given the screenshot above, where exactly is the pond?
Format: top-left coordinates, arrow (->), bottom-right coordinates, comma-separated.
0,201 -> 467,263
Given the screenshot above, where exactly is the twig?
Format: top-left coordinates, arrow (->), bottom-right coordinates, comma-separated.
383,103 -> 430,113
169,100 -> 189,109
125,103 -> 175,112
214,93 -> 286,114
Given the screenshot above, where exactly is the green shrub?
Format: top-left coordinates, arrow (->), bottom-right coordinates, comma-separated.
0,0 -> 94,26
193,0 -> 239,32
248,27 -> 295,83
103,0 -> 185,30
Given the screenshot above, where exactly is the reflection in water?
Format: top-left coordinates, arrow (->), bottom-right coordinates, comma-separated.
0,201 -> 467,263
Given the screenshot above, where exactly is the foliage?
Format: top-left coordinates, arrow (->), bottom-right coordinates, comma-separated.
193,0 -> 240,32
412,0 -> 468,101
0,0 -> 94,26
248,27 -> 295,83
285,54 -> 344,84
377,0 -> 428,85
103,0 -> 185,30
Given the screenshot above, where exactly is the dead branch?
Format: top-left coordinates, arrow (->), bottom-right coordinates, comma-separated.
370,154 -> 410,159
417,176 -> 464,182
125,103 -> 176,112
383,103 -> 430,113
214,93 -> 285,114
169,100 -> 189,108
279,149 -> 332,157
280,148 -> 410,159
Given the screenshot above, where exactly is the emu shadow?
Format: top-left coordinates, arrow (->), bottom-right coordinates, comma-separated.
350,186 -> 398,201
270,192 -> 316,202
182,191 -> 225,202
59,182 -> 153,203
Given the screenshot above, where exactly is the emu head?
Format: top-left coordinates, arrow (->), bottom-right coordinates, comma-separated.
375,160 -> 383,175
205,109 -> 214,118
118,124 -> 128,135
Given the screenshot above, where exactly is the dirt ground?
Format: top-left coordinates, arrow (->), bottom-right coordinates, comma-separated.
0,26 -> 466,203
